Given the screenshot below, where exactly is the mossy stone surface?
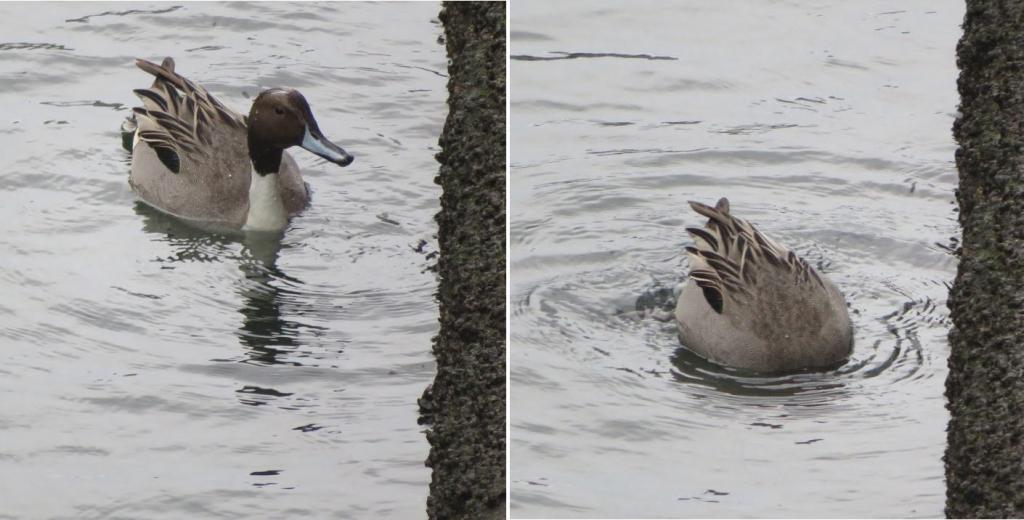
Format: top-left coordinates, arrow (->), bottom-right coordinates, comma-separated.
419,2 -> 506,519
947,1 -> 1024,516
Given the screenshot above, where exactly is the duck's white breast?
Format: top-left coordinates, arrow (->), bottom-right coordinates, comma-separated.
243,172 -> 289,232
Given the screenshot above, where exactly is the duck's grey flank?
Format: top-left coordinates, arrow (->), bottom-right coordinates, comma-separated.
125,57 -> 354,231
674,198 -> 853,373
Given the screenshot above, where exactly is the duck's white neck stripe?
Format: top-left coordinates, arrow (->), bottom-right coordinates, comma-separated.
243,172 -> 288,232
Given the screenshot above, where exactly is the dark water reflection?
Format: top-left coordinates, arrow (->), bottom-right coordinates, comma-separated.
134,201 -> 328,367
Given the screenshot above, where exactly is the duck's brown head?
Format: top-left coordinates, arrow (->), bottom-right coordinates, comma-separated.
247,88 -> 354,175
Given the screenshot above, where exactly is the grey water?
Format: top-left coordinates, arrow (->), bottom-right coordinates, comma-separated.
510,1 -> 960,517
0,3 -> 445,518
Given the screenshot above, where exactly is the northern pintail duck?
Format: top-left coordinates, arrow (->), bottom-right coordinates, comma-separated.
674,198 -> 853,373
123,57 -> 354,232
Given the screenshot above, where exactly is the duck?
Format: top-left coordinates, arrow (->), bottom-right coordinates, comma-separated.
122,57 -> 354,232
674,198 -> 853,373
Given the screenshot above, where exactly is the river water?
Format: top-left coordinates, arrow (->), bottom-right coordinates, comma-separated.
510,1 -> 961,517
0,3 -> 445,518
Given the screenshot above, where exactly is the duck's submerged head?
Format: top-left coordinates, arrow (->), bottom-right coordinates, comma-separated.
247,88 -> 354,175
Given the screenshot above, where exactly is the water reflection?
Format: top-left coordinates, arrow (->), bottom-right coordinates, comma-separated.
668,346 -> 848,399
133,201 -> 329,366
235,239 -> 301,367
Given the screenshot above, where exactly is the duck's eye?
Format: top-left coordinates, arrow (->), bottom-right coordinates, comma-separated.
274,107 -> 285,115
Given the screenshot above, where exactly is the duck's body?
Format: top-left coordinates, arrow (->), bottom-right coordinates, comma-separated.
129,107 -> 308,229
125,57 -> 353,232
674,198 -> 853,373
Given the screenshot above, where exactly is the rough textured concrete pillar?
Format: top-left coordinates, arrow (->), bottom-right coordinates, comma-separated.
947,1 -> 1024,517
419,2 -> 506,519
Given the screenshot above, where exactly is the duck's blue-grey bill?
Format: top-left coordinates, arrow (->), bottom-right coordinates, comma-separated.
301,127 -> 354,167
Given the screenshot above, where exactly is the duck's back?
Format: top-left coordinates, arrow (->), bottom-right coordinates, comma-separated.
675,258 -> 852,372
674,198 -> 853,373
130,120 -> 251,226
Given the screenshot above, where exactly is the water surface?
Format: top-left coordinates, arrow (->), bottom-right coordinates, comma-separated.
511,1 -> 961,517
0,3 -> 445,518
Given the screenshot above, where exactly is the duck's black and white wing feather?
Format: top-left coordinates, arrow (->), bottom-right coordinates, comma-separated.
130,57 -> 246,173
684,197 -> 824,314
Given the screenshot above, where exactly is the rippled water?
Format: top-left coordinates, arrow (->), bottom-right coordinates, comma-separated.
510,1 -> 960,517
0,3 -> 445,518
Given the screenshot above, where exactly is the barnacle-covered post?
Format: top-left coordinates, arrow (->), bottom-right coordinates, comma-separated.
419,2 -> 506,519
946,1 -> 1024,516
